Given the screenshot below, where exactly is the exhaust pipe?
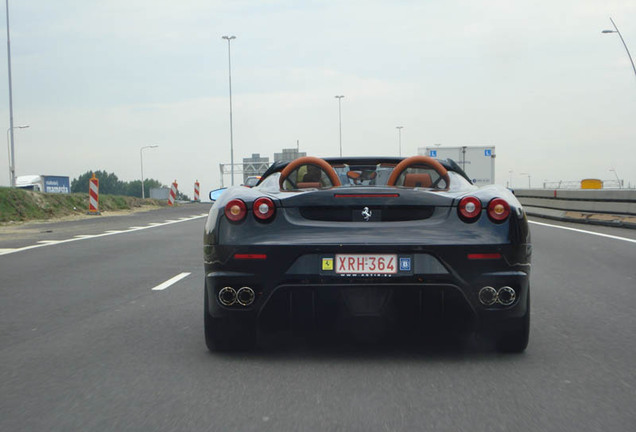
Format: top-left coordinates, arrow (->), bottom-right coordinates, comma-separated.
218,287 -> 237,306
236,286 -> 255,306
478,286 -> 498,306
497,286 -> 516,306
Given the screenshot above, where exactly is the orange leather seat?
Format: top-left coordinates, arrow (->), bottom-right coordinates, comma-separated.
404,173 -> 432,188
296,182 -> 321,189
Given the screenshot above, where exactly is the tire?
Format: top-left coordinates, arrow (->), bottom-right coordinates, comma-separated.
495,292 -> 530,353
204,286 -> 257,352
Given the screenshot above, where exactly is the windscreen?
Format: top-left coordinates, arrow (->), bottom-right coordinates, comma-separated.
262,160 -> 475,192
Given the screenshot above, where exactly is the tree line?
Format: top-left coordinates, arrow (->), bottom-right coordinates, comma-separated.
71,170 -> 190,200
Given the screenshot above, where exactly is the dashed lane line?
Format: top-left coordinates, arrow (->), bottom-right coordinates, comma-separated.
151,272 -> 192,291
0,214 -> 207,257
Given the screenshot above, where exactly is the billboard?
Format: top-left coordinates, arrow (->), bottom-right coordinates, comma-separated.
42,176 -> 70,194
419,146 -> 496,186
150,187 -> 170,200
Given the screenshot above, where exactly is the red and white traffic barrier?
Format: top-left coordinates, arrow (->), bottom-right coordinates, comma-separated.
88,173 -> 100,215
194,180 -> 200,202
168,180 -> 178,206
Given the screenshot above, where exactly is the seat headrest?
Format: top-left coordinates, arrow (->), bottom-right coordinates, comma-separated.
404,173 -> 432,188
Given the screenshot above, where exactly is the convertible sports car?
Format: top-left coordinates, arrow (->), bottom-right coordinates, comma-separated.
204,155 -> 531,352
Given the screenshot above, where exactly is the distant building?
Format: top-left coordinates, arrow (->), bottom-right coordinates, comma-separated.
274,148 -> 306,163
242,153 -> 270,183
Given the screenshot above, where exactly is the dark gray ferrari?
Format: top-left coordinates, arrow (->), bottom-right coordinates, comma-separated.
204,155 -> 531,352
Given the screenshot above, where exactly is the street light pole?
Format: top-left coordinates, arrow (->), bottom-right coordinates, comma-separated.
396,126 -> 404,157
602,18 -> 636,81
6,125 -> 28,185
140,145 -> 158,199
609,168 -> 622,188
222,35 -> 236,186
520,172 -> 531,188
5,0 -> 16,186
335,95 -> 344,156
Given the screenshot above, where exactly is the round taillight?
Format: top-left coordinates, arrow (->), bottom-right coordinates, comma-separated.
253,197 -> 275,221
458,196 -> 482,222
224,199 -> 247,222
487,198 -> 510,222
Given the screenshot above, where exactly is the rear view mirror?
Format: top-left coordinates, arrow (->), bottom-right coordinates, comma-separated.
209,188 -> 227,202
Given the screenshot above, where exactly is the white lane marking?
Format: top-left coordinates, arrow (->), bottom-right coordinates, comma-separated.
151,272 -> 191,291
529,220 -> 636,244
0,214 -> 208,256
74,234 -> 97,239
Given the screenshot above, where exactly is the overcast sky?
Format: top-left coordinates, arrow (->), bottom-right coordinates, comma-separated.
1,0 -> 635,195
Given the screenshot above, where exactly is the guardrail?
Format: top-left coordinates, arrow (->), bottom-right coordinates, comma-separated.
514,189 -> 636,229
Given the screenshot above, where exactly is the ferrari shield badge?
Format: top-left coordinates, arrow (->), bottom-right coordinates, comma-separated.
322,257 -> 334,271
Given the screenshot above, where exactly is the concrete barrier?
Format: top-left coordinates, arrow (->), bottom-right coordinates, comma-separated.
514,189 -> 636,229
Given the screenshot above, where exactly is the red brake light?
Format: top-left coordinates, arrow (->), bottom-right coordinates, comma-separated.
458,196 -> 482,222
253,197 -> 275,221
468,253 -> 502,260
487,198 -> 510,222
234,254 -> 267,260
334,194 -> 400,198
225,199 -> 247,222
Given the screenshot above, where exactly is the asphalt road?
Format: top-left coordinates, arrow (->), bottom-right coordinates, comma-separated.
1,204 -> 635,432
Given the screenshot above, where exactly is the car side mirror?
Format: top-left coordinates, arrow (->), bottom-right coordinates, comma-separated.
209,188 -> 227,202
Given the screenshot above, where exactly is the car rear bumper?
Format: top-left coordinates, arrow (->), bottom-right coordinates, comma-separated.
205,244 -> 530,329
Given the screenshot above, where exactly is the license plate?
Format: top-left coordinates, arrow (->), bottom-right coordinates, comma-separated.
335,254 -> 397,274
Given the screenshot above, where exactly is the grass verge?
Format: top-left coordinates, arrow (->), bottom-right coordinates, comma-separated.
0,187 -> 169,223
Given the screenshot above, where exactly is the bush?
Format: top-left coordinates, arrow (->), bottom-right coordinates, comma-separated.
71,171 -> 165,198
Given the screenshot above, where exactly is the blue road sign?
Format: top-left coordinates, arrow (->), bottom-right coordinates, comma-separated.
429,150 -> 437,157
484,149 -> 492,156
